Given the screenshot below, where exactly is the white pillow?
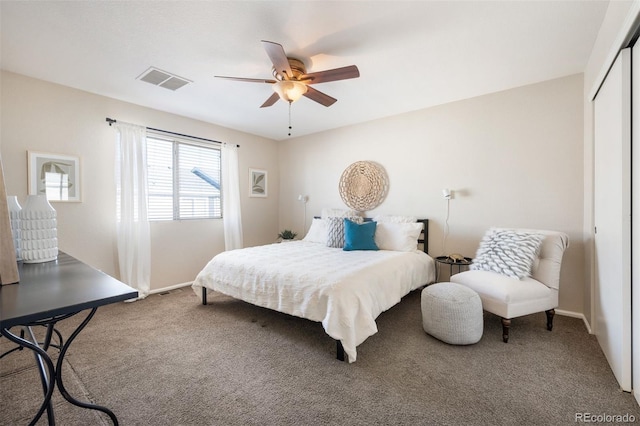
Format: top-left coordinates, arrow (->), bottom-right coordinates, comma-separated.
321,208 -> 360,219
374,222 -> 423,252
373,215 -> 417,223
302,218 -> 328,244
470,228 -> 544,279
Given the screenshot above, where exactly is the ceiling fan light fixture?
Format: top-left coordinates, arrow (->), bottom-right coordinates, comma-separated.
273,80 -> 308,103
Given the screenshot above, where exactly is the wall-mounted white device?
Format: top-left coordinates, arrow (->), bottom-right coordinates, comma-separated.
442,188 -> 451,200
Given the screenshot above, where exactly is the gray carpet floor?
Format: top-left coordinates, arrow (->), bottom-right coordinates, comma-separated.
2,287 -> 639,425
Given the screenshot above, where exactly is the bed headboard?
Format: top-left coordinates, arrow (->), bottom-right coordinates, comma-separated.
416,219 -> 429,255
311,216 -> 430,255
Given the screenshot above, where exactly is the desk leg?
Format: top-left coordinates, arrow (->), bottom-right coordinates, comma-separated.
0,327 -> 26,359
56,308 -> 119,425
26,326 -> 56,425
2,309 -> 119,426
1,326 -> 56,426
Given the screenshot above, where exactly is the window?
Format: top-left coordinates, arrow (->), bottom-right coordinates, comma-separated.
146,134 -> 222,221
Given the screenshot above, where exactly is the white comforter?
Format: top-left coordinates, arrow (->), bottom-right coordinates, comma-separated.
192,241 -> 435,362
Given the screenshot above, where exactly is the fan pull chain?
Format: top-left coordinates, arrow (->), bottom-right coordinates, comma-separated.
288,101 -> 293,136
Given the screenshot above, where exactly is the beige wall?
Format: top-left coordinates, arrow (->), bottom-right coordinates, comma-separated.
0,69 -> 597,316
279,74 -> 585,314
0,70 -> 280,291
582,0 -> 639,327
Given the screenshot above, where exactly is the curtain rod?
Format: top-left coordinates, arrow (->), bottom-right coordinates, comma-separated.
105,118 -> 239,147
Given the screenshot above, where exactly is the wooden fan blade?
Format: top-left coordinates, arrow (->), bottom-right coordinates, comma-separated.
301,65 -> 360,84
260,92 -> 280,108
215,76 -> 276,84
303,86 -> 337,107
261,40 -> 293,79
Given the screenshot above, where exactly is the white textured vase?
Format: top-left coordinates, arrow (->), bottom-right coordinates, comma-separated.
19,195 -> 58,263
6,196 -> 22,261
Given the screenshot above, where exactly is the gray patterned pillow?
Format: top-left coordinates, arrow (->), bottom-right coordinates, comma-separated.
326,216 -> 363,248
470,229 -> 544,279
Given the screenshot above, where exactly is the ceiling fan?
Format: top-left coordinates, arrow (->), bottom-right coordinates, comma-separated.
215,40 -> 360,108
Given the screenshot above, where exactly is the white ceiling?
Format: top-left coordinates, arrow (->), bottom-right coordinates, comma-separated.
0,1 -> 609,141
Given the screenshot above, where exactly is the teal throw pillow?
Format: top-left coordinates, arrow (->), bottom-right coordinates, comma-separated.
343,219 -> 379,251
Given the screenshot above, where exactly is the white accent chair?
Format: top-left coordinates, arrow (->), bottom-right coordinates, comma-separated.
450,229 -> 569,343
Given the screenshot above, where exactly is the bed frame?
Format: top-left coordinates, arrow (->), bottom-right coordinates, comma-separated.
201,218 -> 430,362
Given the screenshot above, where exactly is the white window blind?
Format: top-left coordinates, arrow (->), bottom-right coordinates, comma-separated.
147,134 -> 221,221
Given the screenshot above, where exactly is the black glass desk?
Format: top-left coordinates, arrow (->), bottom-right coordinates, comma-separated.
0,251 -> 137,425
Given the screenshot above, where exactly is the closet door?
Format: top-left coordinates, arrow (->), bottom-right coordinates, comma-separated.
594,48 -> 632,392
633,42 -> 640,404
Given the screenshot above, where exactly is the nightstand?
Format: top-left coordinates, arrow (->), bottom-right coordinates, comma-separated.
435,255 -> 473,281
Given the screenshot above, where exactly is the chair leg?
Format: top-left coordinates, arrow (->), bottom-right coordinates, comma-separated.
546,309 -> 555,331
501,318 -> 510,343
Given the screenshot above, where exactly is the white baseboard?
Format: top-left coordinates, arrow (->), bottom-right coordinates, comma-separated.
556,309 -> 592,334
149,281 -> 193,295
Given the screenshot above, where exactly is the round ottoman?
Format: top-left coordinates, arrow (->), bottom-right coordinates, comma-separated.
421,282 -> 483,345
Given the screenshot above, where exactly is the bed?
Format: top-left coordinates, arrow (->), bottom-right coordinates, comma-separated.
192,216 -> 435,362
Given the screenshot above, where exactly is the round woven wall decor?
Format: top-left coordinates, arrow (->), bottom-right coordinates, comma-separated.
339,161 -> 388,211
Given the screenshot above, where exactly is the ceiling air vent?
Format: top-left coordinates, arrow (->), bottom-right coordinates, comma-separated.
137,67 -> 191,91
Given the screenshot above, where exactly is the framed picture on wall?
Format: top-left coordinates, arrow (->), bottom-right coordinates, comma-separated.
28,151 -> 81,202
249,168 -> 267,198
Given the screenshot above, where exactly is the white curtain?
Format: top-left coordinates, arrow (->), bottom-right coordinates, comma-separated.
113,122 -> 151,299
221,143 -> 243,250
